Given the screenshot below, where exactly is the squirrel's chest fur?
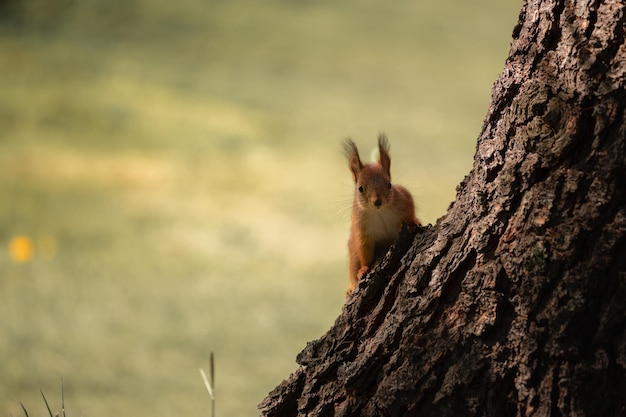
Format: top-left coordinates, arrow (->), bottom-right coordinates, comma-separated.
360,206 -> 402,246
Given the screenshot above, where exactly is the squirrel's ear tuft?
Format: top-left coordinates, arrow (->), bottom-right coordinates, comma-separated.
343,138 -> 363,182
378,132 -> 391,176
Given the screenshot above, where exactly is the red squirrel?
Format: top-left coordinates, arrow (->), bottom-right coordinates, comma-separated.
344,133 -> 419,294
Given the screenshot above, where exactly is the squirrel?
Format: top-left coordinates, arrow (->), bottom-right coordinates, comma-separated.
343,133 -> 419,294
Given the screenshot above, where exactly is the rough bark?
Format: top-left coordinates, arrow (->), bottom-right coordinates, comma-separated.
260,0 -> 626,415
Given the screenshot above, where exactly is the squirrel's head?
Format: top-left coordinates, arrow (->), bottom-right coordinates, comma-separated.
344,133 -> 393,210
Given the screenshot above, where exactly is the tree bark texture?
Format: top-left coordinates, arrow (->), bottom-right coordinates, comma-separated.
260,0 -> 626,416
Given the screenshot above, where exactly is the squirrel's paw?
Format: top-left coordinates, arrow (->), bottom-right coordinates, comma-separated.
357,266 -> 369,280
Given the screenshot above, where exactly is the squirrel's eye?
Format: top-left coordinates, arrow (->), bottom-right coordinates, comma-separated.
388,182 -> 392,189
358,185 -> 364,193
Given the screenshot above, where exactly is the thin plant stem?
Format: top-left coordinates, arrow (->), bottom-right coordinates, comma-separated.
40,390 -> 53,417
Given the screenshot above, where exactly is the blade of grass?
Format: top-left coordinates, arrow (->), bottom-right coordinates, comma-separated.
210,352 -> 215,417
61,379 -> 66,417
40,389 -> 54,417
19,402 -> 30,417
199,368 -> 214,399
210,352 -> 215,395
200,354 -> 216,417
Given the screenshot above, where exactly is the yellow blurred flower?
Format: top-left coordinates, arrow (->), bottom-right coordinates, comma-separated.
9,236 -> 34,263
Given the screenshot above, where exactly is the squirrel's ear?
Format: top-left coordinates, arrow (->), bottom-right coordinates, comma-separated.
378,133 -> 391,177
343,138 -> 362,182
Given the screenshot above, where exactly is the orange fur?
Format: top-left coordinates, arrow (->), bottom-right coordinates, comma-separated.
344,133 -> 419,295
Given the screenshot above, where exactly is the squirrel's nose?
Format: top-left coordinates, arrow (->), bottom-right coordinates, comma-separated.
373,198 -> 382,207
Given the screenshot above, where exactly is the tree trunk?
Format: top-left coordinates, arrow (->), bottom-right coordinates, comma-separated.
259,0 -> 626,415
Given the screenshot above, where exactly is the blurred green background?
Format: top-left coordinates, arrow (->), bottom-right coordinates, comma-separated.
0,1 -> 520,416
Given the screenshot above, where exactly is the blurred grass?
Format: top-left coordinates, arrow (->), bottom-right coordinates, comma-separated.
0,1 -> 521,416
